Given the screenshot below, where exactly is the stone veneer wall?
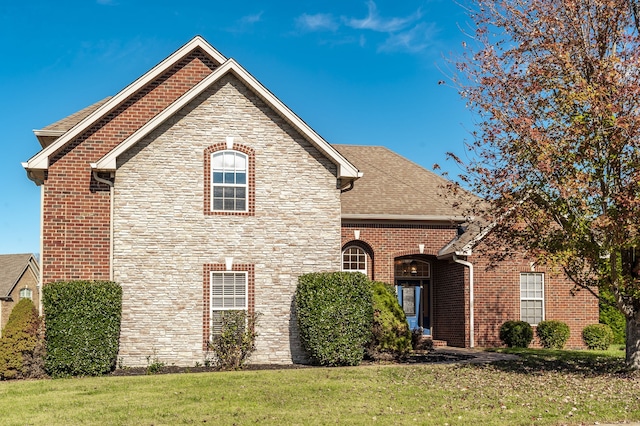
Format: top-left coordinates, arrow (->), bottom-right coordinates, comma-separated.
113,74 -> 342,366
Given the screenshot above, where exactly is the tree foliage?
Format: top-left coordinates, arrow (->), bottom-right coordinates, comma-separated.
455,0 -> 640,367
366,281 -> 412,360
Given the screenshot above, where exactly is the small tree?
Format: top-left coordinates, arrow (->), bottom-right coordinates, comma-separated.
0,298 -> 43,379
295,272 -> 373,366
208,310 -> 260,370
454,0 -> 640,368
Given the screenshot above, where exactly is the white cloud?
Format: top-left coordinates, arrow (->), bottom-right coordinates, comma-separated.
240,12 -> 263,25
346,0 -> 420,33
378,22 -> 438,53
295,13 -> 339,32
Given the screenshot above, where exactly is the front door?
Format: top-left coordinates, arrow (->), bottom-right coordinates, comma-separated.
396,279 -> 431,335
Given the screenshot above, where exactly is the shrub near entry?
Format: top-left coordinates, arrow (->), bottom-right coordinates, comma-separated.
43,281 -> 122,377
367,281 -> 411,360
295,272 -> 373,366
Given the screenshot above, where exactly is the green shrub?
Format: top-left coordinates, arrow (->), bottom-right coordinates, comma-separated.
0,298 -> 44,380
599,287 -> 626,344
208,310 -> 260,370
43,281 -> 122,378
366,281 -> 411,360
499,320 -> 533,348
295,272 -> 373,366
582,323 -> 614,350
536,320 -> 570,349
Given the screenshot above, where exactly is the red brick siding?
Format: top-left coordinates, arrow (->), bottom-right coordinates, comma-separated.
341,223 -> 458,284
42,49 -> 217,284
432,260 -> 467,347
340,222 -> 599,348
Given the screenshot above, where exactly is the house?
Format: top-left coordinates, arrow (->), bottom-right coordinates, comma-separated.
22,36 -> 598,366
0,254 -> 40,336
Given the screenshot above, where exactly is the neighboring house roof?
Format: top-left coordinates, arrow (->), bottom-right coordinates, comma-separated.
33,97 -> 112,148
334,144 -> 471,221
0,254 -> 39,299
23,36 -> 361,186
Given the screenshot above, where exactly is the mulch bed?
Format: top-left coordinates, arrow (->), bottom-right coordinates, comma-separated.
109,351 -> 475,376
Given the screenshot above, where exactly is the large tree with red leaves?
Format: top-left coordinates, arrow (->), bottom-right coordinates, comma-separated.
455,0 -> 640,367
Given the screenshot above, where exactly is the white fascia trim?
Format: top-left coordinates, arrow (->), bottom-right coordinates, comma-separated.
24,36 -> 226,171
341,213 -> 469,222
33,129 -> 65,137
94,58 -> 360,180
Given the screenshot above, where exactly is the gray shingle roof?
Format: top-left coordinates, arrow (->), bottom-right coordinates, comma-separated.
334,144 -> 474,219
40,97 -> 112,133
0,254 -> 38,297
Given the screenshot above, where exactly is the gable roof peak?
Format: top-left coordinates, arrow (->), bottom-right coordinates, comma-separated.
23,36 -> 227,179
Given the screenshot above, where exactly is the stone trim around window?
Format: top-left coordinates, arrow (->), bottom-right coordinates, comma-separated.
202,263 -> 255,351
204,143 -> 255,216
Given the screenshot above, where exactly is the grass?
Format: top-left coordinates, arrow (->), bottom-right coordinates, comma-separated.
1,347 -> 639,425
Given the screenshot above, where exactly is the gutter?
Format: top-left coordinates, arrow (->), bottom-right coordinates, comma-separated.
92,169 -> 115,281
453,254 -> 475,348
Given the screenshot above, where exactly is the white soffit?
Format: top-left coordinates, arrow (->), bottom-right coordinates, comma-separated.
24,36 -> 226,171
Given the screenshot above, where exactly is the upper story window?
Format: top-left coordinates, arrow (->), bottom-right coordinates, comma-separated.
19,288 -> 33,300
520,272 -> 544,325
211,151 -> 248,212
342,246 -> 367,274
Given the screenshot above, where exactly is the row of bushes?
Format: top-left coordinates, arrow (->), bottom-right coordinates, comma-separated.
499,320 -> 615,350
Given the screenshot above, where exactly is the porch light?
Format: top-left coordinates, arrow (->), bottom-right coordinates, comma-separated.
410,261 -> 418,275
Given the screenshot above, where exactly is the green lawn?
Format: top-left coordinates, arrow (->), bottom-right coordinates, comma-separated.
1,347 -> 638,425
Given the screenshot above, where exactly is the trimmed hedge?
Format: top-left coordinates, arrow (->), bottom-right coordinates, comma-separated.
582,323 -> 614,350
43,281 -> 122,377
536,320 -> 570,349
0,298 -> 43,379
367,281 -> 411,360
499,320 -> 533,348
295,272 -> 373,366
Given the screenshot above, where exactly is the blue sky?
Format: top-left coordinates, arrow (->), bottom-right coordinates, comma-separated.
0,0 -> 474,255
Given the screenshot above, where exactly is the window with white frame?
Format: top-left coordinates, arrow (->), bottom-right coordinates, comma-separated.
210,271 -> 248,336
520,273 -> 544,325
19,288 -> 32,300
342,246 -> 367,274
211,151 -> 247,212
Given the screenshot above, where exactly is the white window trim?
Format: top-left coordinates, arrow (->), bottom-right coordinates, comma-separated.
209,271 -> 248,339
210,150 -> 249,213
19,288 -> 33,300
520,272 -> 545,325
342,246 -> 367,275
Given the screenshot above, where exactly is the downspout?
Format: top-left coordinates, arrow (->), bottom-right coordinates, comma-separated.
453,254 -> 474,348
92,170 -> 114,281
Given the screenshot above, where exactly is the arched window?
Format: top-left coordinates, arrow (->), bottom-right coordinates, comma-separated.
342,246 -> 367,274
19,288 -> 32,300
211,151 -> 247,212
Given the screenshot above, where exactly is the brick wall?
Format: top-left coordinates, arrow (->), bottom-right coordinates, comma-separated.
113,74 -> 341,366
41,49 -> 217,285
341,223 -> 599,348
